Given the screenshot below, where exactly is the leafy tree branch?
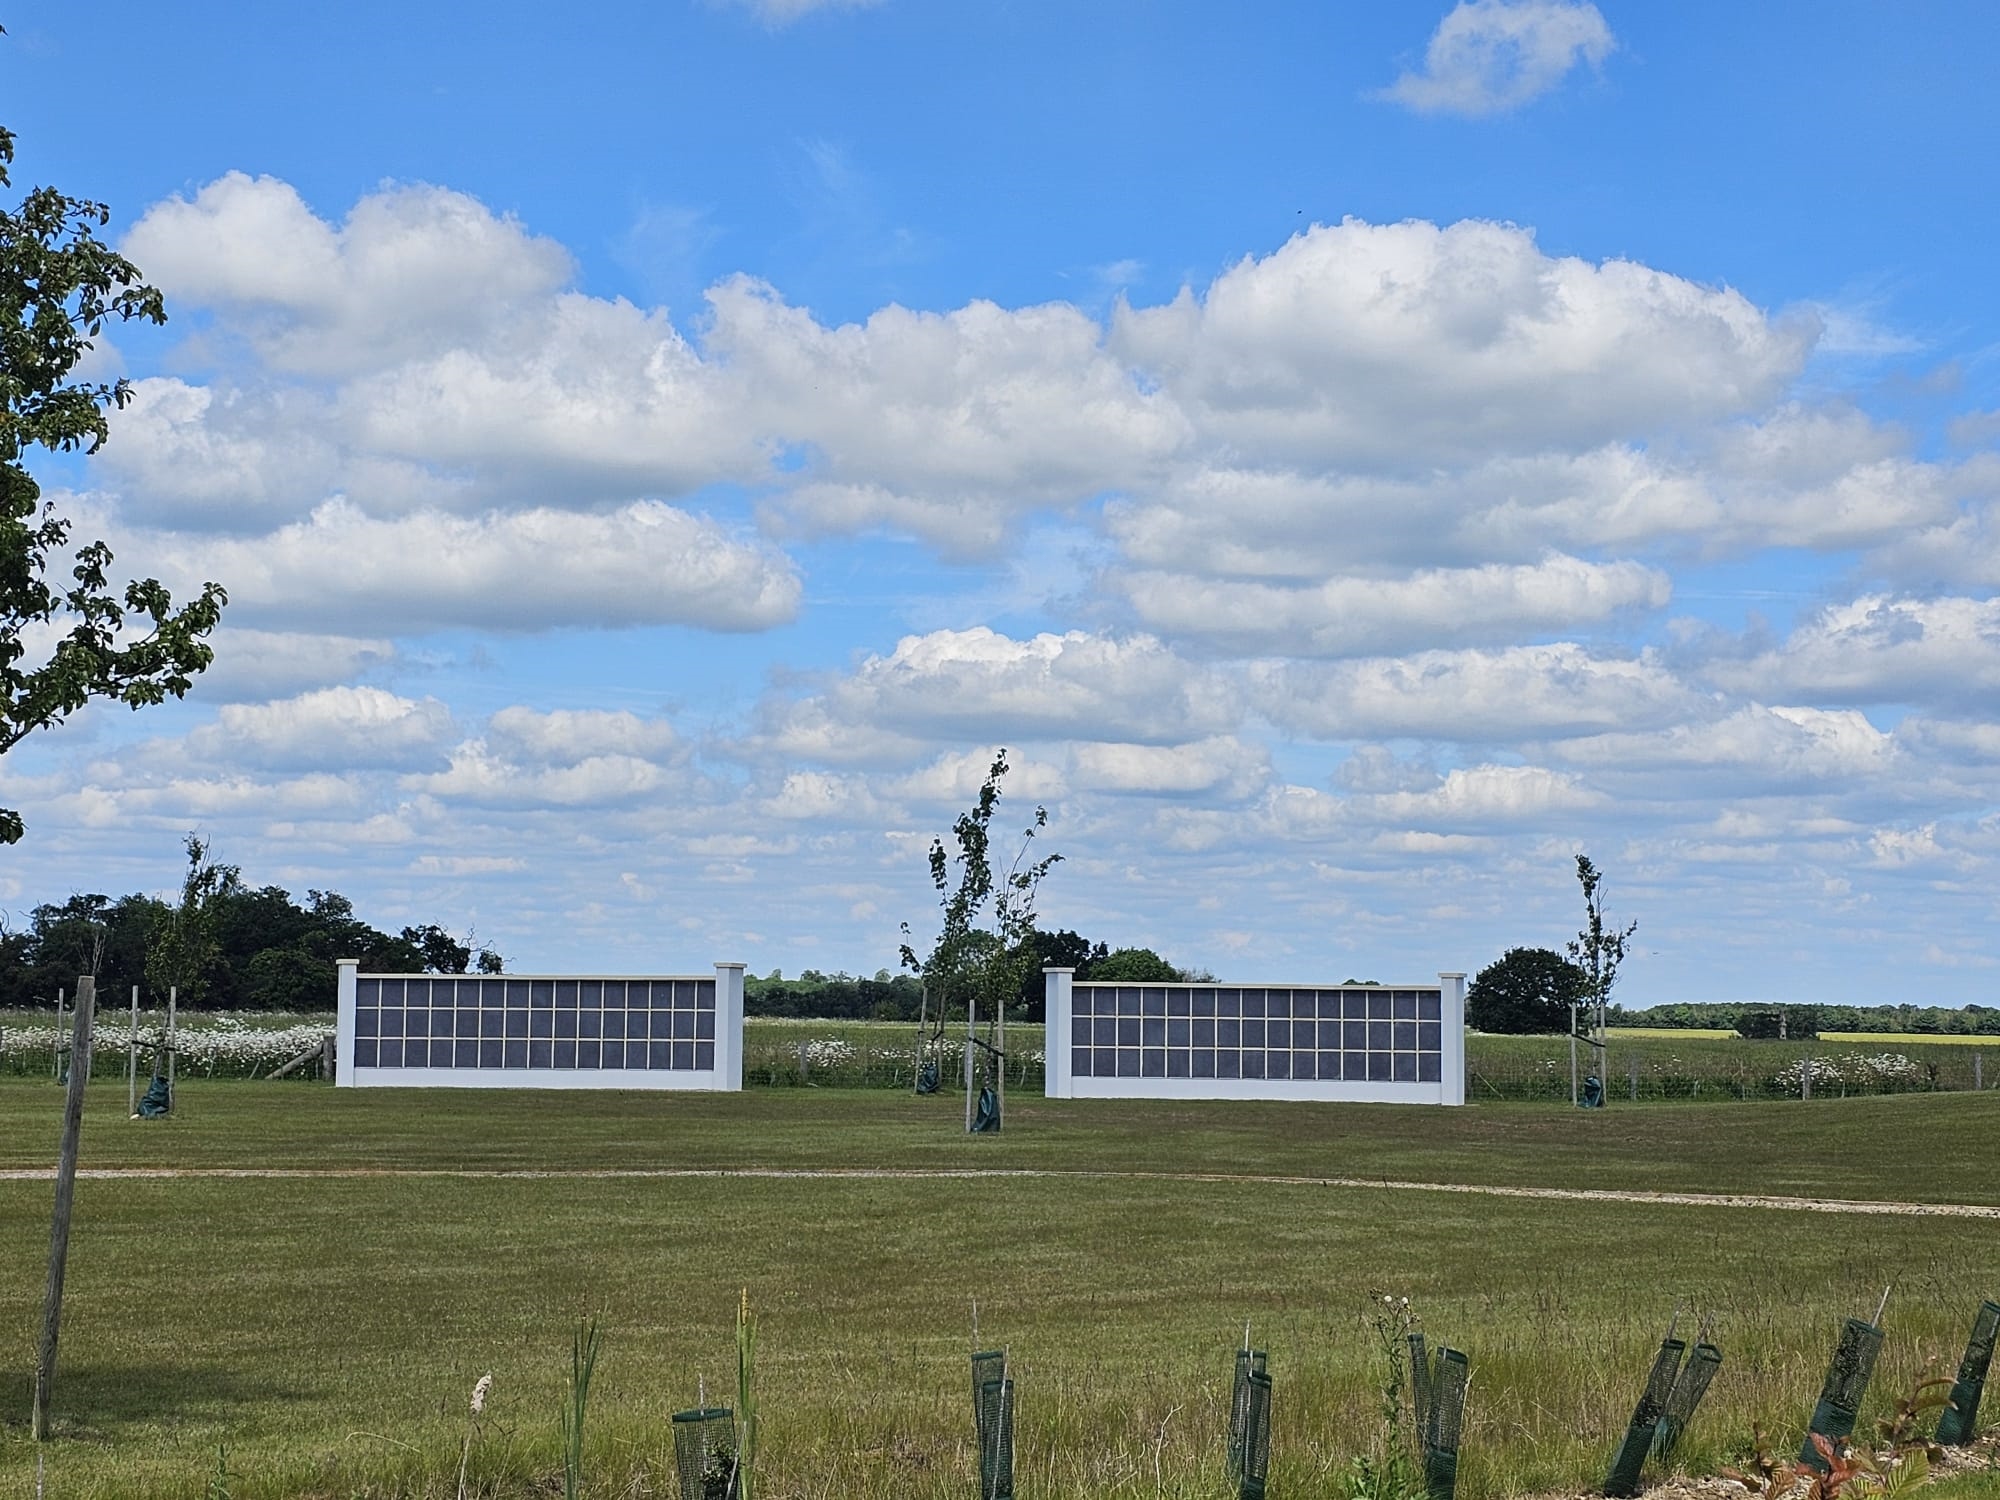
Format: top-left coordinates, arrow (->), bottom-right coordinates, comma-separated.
1,103 -> 227,843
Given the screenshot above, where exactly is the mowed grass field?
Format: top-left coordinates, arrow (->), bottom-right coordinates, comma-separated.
2,1081 -> 1998,1500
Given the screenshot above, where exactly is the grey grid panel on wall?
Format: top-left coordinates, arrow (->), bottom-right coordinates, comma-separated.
1068,986 -> 1443,1083
350,977 -> 718,1071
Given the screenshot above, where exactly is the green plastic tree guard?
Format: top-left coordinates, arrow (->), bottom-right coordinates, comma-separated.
1239,1366 -> 1273,1500
1424,1347 -> 1470,1500
1935,1300 -> 1999,1446
1654,1342 -> 1723,1464
137,1073 -> 172,1117
1604,1334 -> 1685,1496
971,1084 -> 1002,1132
972,1349 -> 1005,1441
672,1407 -> 737,1500
977,1376 -> 1014,1500
1410,1331 -> 1432,1437
1800,1318 -> 1884,1469
1228,1347 -> 1268,1480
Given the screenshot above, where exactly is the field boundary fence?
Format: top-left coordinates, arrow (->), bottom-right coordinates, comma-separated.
1466,1036 -> 1991,1102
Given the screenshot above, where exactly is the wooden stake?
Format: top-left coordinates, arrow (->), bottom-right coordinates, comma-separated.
1568,1002 -> 1578,1107
34,975 -> 96,1441
127,986 -> 138,1117
53,986 -> 64,1081
166,986 -> 178,1104
995,999 -> 1006,1133
965,995 -> 976,1134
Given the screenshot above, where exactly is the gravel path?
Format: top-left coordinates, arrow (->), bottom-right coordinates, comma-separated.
0,1164 -> 1996,1219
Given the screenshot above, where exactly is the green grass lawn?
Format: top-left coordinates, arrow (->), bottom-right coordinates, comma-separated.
2,1081 -> 1997,1499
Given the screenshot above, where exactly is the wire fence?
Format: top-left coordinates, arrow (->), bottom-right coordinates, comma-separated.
3,1012 -> 1990,1100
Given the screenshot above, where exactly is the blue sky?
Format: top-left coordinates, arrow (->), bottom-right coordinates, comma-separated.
6,1 -> 2000,1003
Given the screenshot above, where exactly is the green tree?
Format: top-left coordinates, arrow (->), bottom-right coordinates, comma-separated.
145,834 -> 238,1007
18,889 -> 165,1003
1016,927 -> 1106,1016
1466,947 -> 1588,1034
1565,853 -> 1637,1023
400,923 -> 471,974
1087,946 -> 1182,983
1,102 -> 227,844
899,748 -> 1060,1025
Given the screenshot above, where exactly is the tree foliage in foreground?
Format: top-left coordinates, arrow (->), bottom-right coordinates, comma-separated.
1,105 -> 227,844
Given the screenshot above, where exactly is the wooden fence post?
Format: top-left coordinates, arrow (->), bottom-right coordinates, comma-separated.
127,986 -> 138,1117
34,975 -> 96,1441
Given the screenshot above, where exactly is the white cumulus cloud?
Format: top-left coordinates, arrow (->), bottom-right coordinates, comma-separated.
1702,595 -> 2000,709
1068,736 -> 1270,797
1379,0 -> 1615,117
1258,644 -> 1702,741
125,173 -> 575,378
185,686 -> 455,771
134,499 -> 800,634
781,627 -> 1240,747
1118,555 -> 1669,656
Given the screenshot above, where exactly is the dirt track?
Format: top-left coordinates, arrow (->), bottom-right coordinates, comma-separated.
1,1164 -> 1997,1219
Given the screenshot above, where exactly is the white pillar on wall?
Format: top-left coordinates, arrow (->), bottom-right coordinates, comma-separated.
1043,967 -> 1074,1099
1439,971 -> 1467,1107
715,962 -> 746,1091
334,958 -> 359,1090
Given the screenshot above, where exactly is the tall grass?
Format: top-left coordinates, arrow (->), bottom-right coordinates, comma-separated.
0,1012 -> 332,1081
559,1317 -> 602,1500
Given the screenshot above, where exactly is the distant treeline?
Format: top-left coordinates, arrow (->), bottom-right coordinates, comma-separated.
747,972 -> 924,1021
1,887 -> 497,1012
748,933 -> 1196,1023
3,891 -> 1190,1022
1615,1001 -> 2000,1036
